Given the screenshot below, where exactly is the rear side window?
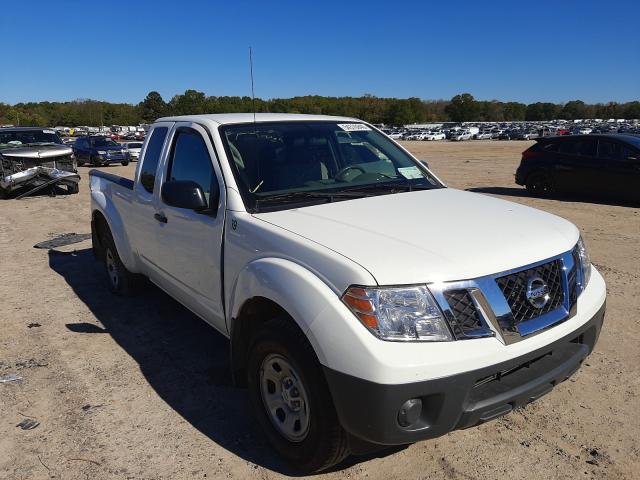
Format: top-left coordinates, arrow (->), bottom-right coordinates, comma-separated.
576,139 -> 596,157
598,140 -> 620,160
139,127 -> 168,193
166,128 -> 217,208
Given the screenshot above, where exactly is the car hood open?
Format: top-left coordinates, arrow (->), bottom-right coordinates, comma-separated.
255,188 -> 579,285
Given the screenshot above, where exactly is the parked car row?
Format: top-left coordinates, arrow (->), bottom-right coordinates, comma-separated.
382,119 -> 640,142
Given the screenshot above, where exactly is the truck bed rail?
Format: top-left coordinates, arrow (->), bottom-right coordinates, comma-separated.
89,169 -> 134,190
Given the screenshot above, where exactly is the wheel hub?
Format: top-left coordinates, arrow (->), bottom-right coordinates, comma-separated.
259,353 -> 310,442
105,248 -> 118,288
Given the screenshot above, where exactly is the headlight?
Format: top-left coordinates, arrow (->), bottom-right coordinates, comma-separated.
341,286 -> 453,342
97,150 -> 107,155
576,235 -> 591,287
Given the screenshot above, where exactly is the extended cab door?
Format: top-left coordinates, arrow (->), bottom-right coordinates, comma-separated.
147,122 -> 227,334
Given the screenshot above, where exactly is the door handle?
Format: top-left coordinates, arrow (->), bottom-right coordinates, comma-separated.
154,213 -> 168,223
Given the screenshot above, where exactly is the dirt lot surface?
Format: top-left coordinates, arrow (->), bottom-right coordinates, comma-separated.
1,140 -> 638,480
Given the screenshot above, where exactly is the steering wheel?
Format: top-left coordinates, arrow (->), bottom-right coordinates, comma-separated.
335,165 -> 366,181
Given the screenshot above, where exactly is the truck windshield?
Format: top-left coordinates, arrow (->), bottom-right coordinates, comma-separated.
0,129 -> 62,146
220,121 -> 443,211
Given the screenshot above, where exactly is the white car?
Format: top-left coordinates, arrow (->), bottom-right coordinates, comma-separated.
424,132 -> 446,141
121,141 -> 143,160
450,130 -> 473,141
474,132 -> 493,140
90,113 -> 606,473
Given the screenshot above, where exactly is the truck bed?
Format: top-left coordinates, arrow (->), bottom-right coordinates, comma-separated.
89,169 -> 134,190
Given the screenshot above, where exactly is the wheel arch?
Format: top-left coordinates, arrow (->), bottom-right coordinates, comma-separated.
227,257 -> 356,388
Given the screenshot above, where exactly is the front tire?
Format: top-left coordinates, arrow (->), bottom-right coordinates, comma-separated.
121,161 -> 129,166
247,317 -> 350,473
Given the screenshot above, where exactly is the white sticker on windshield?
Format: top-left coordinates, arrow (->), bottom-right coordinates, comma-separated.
43,129 -> 56,134
398,166 -> 424,179
337,123 -> 371,132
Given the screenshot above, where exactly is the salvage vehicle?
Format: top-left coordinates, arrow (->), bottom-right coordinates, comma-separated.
90,114 -> 606,472
0,127 -> 79,198
73,135 -> 130,166
516,134 -> 640,203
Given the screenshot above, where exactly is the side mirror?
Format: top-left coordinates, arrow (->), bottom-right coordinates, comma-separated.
162,180 -> 208,211
420,160 -> 430,169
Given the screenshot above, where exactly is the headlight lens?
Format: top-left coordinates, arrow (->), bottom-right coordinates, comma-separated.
576,235 -> 591,287
97,150 -> 107,155
341,286 -> 453,342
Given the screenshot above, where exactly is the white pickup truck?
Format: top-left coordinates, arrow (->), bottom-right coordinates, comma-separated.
89,113 -> 606,472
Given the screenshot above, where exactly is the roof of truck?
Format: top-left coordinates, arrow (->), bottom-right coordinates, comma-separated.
156,113 -> 360,125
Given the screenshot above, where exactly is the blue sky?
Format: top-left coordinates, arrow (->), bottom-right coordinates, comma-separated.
1,0 -> 638,105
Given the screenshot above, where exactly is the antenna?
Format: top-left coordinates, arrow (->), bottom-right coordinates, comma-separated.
249,46 -> 256,123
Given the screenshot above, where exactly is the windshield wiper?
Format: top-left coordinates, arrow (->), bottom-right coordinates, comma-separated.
339,181 -> 436,194
254,190 -> 372,210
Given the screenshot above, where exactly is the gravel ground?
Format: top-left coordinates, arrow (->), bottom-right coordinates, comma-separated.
1,140 -> 638,480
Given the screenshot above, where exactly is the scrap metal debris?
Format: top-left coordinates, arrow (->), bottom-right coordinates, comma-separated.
27,322 -> 41,328
34,233 -> 92,249
16,418 -> 40,430
0,373 -> 22,383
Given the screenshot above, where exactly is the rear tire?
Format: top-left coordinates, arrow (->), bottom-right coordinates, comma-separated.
526,170 -> 554,197
100,228 -> 138,296
247,317 -> 350,473
121,161 -> 129,166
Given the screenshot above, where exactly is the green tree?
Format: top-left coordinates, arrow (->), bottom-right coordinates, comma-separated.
138,91 -> 167,123
444,93 -> 478,122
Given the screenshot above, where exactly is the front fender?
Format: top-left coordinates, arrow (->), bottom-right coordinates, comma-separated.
90,182 -> 138,272
229,257 -> 368,368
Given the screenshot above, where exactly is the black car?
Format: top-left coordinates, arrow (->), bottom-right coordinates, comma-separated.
515,134 -> 640,203
73,136 -> 130,167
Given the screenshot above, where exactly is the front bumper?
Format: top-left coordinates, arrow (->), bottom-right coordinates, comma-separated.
1,166 -> 80,193
324,302 -> 605,446
97,155 -> 128,163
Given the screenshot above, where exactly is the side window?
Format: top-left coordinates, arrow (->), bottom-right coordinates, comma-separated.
620,146 -> 638,161
139,126 -> 168,193
576,139 -> 596,157
597,140 -> 620,160
558,141 -> 576,155
166,128 -> 217,208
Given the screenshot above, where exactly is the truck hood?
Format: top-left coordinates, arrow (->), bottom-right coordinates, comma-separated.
255,188 -> 579,285
0,143 -> 72,159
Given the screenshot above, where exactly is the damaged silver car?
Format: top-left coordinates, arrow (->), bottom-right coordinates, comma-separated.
0,127 -> 80,199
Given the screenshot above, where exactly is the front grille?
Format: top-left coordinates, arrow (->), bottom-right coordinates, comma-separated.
443,289 -> 484,337
568,255 -> 578,311
1,154 -> 73,172
496,260 -> 564,323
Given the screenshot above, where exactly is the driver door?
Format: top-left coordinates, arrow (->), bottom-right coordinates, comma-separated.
150,122 -> 227,333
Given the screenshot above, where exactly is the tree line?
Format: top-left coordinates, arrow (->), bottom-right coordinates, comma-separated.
1,91 -> 638,127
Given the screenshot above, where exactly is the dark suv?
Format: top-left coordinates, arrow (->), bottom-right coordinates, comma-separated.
73,136 -> 130,167
515,134 -> 640,203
